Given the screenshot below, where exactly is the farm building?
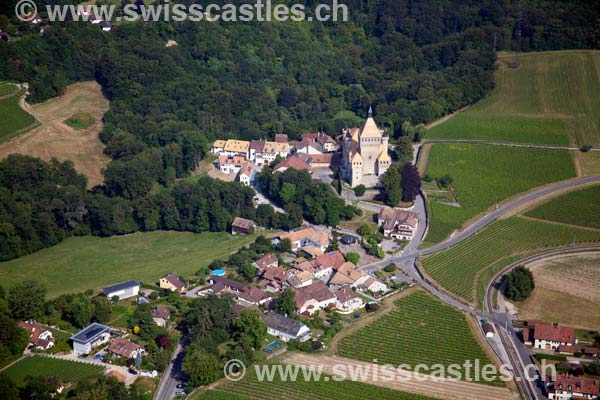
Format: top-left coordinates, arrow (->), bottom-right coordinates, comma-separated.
71,323 -> 111,355
231,217 -> 256,235
546,373 -> 599,400
261,312 -> 311,342
103,280 -> 140,300
533,322 -> 576,350
482,322 -> 495,338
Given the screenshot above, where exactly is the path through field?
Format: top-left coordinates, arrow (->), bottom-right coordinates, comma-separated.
0,81 -> 110,187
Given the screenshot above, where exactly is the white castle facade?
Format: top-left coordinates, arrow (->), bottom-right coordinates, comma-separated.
341,108 -> 391,187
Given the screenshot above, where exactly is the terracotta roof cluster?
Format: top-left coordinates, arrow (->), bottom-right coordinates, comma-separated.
533,322 -> 576,344
18,320 -> 52,348
239,161 -> 254,177
329,262 -> 367,286
379,207 -> 418,232
218,154 -> 245,166
288,271 -> 313,287
259,266 -> 291,291
274,134 -> 289,143
547,374 -> 599,396
315,251 -> 346,270
107,338 -> 142,358
278,227 -> 330,249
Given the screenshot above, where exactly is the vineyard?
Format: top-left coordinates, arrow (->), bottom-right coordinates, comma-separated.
422,217 -> 600,303
428,51 -> 600,146
336,291 -> 503,386
4,356 -> 105,386
526,185 -> 600,229
0,82 -> 18,98
214,367 -> 438,400
423,143 -> 575,244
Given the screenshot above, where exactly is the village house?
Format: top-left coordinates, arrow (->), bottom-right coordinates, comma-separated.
584,347 -> 599,358
103,280 -> 140,300
261,312 -> 311,342
276,227 -> 331,253
237,287 -> 272,307
257,141 -> 290,165
159,272 -> 185,292
378,207 -> 419,240
273,155 -> 311,173
314,251 -> 346,278
231,217 -> 257,235
295,138 -> 324,155
238,161 -> 256,186
152,305 -> 171,327
71,323 -> 111,355
218,154 -> 245,174
358,277 -> 388,295
222,139 -> 250,157
18,320 -> 54,350
206,276 -> 246,295
259,266 -> 291,292
293,281 -> 336,315
253,254 -> 279,271
546,374 -> 599,400
287,270 -> 314,288
275,134 -> 289,143
533,322 -> 577,351
299,245 -> 324,259
335,287 -> 364,314
107,338 -> 144,359
328,262 -> 370,290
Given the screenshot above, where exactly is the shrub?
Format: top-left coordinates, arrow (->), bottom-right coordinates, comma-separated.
383,263 -> 397,273
354,185 -> 366,197
580,145 -> 592,152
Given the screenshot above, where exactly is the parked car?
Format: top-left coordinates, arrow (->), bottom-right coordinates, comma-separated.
128,368 -> 138,375
175,390 -> 186,396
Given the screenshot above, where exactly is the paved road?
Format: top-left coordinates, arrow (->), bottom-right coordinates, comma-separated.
154,337 -> 188,400
359,175 -> 600,399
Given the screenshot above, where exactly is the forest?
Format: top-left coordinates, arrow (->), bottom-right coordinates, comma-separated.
0,0 -> 599,260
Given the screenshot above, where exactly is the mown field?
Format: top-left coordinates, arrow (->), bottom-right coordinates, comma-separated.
0,83 -> 37,143
0,231 -> 259,297
203,368 -> 438,400
3,356 -> 104,386
336,291 -> 502,386
422,217 -> 600,305
428,50 -> 600,146
423,143 -> 576,244
526,185 -> 600,229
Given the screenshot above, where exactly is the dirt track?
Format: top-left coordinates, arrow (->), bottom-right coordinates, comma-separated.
0,81 -> 110,187
283,353 -> 514,400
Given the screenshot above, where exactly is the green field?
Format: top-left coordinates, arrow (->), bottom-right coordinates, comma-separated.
0,82 -> 19,98
3,356 -> 104,386
208,368 -> 438,400
64,112 -> 95,130
423,143 -> 576,244
0,231 -> 259,297
336,291 -> 502,385
429,50 -> 600,146
526,185 -> 600,229
422,217 -> 600,304
0,85 -> 38,143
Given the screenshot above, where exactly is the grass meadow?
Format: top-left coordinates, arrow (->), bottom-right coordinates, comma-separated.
422,217 -> 600,305
429,50 -> 600,146
3,356 -> 104,386
423,143 -> 576,244
0,84 -> 38,142
0,231 -> 259,297
64,112 -> 95,130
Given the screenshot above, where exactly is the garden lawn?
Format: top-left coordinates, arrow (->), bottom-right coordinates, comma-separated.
337,291 -> 503,386
526,185 -> 600,229
423,143 -> 575,244
422,217 -> 600,305
0,231 -> 259,297
429,50 -> 600,146
3,356 -> 104,387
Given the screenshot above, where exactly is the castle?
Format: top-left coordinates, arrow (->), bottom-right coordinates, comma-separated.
341,107 -> 391,187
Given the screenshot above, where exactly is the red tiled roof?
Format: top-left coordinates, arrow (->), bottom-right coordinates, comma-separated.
336,286 -> 357,303
548,374 -> 599,396
273,155 -> 311,172
238,287 -> 271,304
315,251 -> 345,270
162,272 -> 185,289
231,217 -> 256,230
152,305 -> 171,320
107,338 -> 142,358
274,134 -> 289,143
558,344 -> 580,354
533,323 -> 576,344
255,254 -> 278,269
293,281 -> 335,309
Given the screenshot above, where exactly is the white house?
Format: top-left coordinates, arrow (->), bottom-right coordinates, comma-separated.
335,287 -> 364,314
218,154 -> 244,174
293,281 -> 336,315
546,374 -> 599,400
238,161 -> 256,186
71,323 -> 111,355
261,312 -> 311,342
103,280 -> 140,300
378,207 -> 419,240
533,322 -> 576,350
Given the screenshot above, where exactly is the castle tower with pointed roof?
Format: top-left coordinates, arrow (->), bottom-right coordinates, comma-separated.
341,108 -> 390,187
